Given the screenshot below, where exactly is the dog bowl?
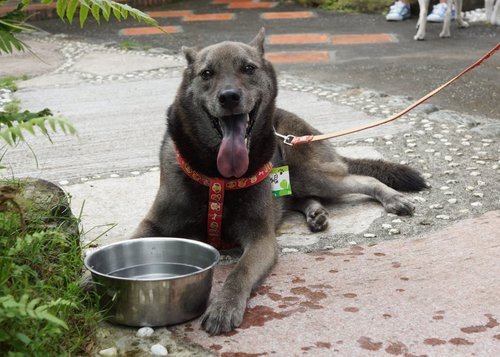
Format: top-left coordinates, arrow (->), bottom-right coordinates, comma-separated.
84,238 -> 220,327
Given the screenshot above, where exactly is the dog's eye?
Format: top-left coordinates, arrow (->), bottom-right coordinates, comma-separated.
243,64 -> 257,75
200,69 -> 214,80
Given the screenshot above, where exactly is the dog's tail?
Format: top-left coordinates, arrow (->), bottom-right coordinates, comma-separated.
343,158 -> 427,192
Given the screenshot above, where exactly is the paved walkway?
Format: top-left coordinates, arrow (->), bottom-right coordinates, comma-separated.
0,0 -> 499,355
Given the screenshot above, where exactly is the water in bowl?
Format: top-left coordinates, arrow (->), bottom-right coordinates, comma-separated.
108,263 -> 202,280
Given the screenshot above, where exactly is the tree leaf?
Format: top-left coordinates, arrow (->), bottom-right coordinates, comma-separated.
79,0 -> 90,27
66,0 -> 80,23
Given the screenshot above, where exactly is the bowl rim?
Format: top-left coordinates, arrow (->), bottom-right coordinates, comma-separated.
84,237 -> 220,282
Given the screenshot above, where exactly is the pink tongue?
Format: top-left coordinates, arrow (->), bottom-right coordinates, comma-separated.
217,115 -> 249,178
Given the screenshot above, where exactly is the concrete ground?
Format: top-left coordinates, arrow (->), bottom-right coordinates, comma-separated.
0,0 -> 499,355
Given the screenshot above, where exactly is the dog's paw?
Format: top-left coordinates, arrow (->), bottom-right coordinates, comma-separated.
439,29 -> 451,38
201,294 -> 246,335
383,195 -> 415,216
307,206 -> 329,232
458,19 -> 470,28
414,32 -> 425,41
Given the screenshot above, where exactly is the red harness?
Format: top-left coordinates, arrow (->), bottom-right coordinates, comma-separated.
176,149 -> 273,249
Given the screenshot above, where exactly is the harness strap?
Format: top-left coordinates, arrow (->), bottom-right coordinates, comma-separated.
176,149 -> 273,249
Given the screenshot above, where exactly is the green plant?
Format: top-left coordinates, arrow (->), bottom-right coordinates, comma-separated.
0,75 -> 28,92
0,192 -> 103,355
119,39 -> 152,51
292,0 -> 394,13
0,0 -> 159,54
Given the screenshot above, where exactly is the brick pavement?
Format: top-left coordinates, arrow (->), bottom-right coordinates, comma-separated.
115,0 -> 398,64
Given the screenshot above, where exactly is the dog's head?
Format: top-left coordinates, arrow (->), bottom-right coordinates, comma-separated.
175,28 -> 277,178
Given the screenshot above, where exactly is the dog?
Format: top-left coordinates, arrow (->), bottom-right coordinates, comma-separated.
414,0 -> 469,40
485,0 -> 500,25
132,28 -> 427,335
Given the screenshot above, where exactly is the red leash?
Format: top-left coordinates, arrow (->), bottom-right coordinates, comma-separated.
275,43 -> 499,146
176,149 -> 273,249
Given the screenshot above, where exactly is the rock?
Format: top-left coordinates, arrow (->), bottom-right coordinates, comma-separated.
136,327 -> 154,338
436,215 -> 450,220
363,233 -> 376,238
99,347 -> 118,356
151,344 -> 169,356
388,228 -> 400,235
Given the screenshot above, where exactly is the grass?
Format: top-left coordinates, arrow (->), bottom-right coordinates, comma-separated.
0,75 -> 29,92
119,40 -> 152,51
291,0 -> 394,13
0,179 -> 103,355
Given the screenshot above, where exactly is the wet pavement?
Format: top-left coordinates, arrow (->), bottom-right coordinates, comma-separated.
0,0 -> 499,355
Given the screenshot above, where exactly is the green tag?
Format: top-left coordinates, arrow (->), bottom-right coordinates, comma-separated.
270,166 -> 292,197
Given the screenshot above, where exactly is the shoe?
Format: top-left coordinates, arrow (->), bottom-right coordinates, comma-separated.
427,2 -> 456,22
386,1 -> 411,21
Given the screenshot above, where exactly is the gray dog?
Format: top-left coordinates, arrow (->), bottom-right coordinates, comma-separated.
132,29 -> 426,335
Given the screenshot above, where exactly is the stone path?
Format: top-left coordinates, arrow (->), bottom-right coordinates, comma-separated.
0,1 -> 499,355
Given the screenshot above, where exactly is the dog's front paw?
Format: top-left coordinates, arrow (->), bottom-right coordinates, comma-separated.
414,31 -> 425,41
307,206 -> 329,232
458,19 -> 470,28
383,195 -> 415,216
201,294 -> 246,335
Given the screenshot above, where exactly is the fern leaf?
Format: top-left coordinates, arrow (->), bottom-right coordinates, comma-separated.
79,0 -> 90,27
56,0 -> 68,20
15,332 -> 31,345
66,0 -> 80,24
34,306 -> 69,329
111,3 -> 122,21
90,3 -> 101,24
26,298 -> 41,318
0,130 -> 14,146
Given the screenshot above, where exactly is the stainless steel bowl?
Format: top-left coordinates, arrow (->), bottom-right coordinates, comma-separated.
84,238 -> 220,327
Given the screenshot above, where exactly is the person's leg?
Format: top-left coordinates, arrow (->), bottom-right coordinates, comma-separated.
386,0 -> 412,21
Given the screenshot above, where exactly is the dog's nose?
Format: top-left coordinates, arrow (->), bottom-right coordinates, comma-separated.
218,89 -> 241,109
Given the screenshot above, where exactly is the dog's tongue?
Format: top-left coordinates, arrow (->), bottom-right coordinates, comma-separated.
217,114 -> 249,178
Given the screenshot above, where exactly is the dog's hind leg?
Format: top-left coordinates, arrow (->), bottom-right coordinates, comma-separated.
415,0 -> 429,40
290,197 -> 329,232
440,0 -> 454,37
333,175 -> 416,215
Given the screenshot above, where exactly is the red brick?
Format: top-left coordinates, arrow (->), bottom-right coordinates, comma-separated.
265,51 -> 330,64
267,33 -> 330,45
261,11 -> 316,20
227,2 -> 277,9
332,33 -> 396,45
120,26 -> 181,36
183,13 -> 235,21
147,10 -> 193,18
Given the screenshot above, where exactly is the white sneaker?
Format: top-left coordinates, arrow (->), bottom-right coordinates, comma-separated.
386,1 -> 411,21
427,2 -> 456,22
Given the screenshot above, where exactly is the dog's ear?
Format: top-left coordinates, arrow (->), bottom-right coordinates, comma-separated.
182,46 -> 198,65
249,27 -> 266,56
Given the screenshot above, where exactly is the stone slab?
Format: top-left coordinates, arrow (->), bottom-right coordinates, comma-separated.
72,51 -> 183,75
0,39 -> 64,77
173,211 -> 500,356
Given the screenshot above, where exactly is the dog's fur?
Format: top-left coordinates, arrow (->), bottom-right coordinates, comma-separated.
132,29 -> 427,335
485,0 -> 500,25
414,0 -> 470,40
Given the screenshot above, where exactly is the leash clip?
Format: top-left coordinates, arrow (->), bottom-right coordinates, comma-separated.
274,131 -> 295,146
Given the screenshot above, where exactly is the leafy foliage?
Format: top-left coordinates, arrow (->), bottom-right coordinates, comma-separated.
0,0 -> 158,54
292,0 -> 394,13
0,203 -> 102,355
0,108 -> 77,146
